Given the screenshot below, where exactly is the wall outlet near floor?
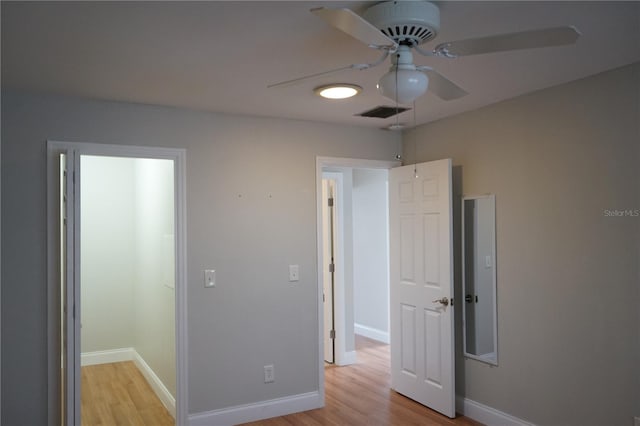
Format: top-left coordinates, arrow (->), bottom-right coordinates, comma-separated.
264,364 -> 275,383
634,416 -> 640,426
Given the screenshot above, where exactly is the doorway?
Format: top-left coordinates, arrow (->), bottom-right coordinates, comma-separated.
47,142 -> 188,426
316,157 -> 456,418
316,158 -> 398,374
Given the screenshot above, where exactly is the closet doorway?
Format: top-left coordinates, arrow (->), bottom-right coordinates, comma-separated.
47,142 -> 187,426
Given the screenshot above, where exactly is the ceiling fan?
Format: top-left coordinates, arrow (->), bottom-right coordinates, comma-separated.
269,1 -> 581,104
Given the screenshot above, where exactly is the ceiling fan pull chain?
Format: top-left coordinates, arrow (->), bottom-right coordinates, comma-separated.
413,101 -> 418,179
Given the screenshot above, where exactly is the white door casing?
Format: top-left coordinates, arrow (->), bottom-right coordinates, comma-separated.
389,159 -> 455,418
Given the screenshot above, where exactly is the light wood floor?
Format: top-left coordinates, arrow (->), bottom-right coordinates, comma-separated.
242,335 -> 483,426
81,361 -> 174,426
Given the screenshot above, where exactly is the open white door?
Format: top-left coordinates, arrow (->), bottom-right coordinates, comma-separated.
389,159 -> 455,417
321,179 -> 336,363
59,151 -> 80,426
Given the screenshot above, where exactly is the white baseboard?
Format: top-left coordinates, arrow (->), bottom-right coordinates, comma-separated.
81,347 -> 134,366
133,351 -> 176,418
456,396 -> 535,426
188,391 -> 322,426
354,323 -> 390,344
81,347 -> 175,418
336,350 -> 357,366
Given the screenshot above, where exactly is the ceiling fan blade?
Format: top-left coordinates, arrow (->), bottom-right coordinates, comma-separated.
268,51 -> 390,89
434,26 -> 581,57
418,67 -> 468,100
311,7 -> 396,50
267,65 -> 355,89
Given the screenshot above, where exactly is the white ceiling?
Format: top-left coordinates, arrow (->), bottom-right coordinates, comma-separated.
2,1 -> 639,128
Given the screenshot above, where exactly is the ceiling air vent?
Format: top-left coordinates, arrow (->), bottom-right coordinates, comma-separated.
356,106 -> 410,119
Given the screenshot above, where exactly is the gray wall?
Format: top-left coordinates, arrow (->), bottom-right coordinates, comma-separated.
0,90 -> 400,424
637,63 -> 640,426
403,63 -> 640,426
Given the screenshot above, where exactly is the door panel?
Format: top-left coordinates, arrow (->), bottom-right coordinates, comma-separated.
322,179 -> 336,363
389,159 -> 454,418
400,303 -> 417,376
425,308 -> 442,386
400,216 -> 415,282
424,213 -> 440,286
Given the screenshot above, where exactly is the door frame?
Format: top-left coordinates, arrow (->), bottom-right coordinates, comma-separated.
46,140 -> 188,425
315,157 -> 399,400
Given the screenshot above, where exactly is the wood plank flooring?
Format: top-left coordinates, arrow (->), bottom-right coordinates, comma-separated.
81,361 -> 174,426
241,335 -> 483,426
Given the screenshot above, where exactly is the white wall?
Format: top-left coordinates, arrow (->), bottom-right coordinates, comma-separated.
81,156 -> 176,396
403,63 -> 640,426
134,158 -> 176,397
81,156 -> 137,352
352,169 -> 389,341
0,90 -> 401,424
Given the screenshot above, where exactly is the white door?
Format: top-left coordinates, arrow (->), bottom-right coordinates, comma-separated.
389,159 -> 455,417
322,179 -> 336,363
60,151 -> 81,426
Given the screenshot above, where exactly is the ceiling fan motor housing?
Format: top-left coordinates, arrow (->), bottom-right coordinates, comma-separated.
364,0 -> 440,46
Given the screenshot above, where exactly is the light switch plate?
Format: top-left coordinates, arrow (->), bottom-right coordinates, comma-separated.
204,269 -> 216,288
289,265 -> 299,282
264,365 -> 274,383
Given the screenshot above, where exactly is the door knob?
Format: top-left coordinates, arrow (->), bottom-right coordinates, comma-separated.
432,297 -> 449,306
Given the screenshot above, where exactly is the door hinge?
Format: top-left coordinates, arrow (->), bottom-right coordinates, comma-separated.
323,293 -> 325,302
328,197 -> 334,207
329,263 -> 335,273
330,329 -> 336,339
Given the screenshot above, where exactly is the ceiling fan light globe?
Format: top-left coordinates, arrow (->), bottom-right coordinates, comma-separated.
377,69 -> 428,104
